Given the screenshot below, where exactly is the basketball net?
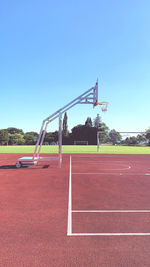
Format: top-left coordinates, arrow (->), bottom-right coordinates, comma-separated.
94,101 -> 109,113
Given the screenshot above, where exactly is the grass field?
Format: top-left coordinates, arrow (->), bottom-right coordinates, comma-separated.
0,145 -> 149,154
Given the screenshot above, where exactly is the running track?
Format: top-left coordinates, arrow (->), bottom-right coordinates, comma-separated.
0,154 -> 150,266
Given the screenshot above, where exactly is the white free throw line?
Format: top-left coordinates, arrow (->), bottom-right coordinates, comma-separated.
72,210 -> 150,213
67,156 -> 72,236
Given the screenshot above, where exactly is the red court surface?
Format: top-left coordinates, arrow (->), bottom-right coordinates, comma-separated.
0,153 -> 150,266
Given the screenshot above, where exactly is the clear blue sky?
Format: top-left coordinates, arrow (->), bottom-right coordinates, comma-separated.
0,0 -> 149,133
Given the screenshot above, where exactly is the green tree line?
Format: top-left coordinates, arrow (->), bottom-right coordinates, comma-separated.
0,113 -> 150,146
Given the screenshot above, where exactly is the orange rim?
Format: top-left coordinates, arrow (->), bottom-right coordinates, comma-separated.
94,101 -> 106,106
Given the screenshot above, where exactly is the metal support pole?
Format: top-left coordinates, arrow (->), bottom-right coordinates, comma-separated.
58,113 -> 62,168
37,122 -> 49,159
97,131 -> 100,152
33,121 -> 45,159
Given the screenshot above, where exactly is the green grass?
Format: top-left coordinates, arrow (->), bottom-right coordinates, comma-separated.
0,145 -> 149,154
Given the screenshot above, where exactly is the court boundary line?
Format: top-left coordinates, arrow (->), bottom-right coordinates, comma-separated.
69,233 -> 150,236
72,210 -> 150,213
67,155 -> 72,236
72,172 -> 150,176
71,209 -> 150,236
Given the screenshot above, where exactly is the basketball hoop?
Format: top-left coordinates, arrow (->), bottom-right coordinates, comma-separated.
94,101 -> 109,113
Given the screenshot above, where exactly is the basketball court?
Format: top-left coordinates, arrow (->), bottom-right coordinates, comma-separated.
0,153 -> 150,266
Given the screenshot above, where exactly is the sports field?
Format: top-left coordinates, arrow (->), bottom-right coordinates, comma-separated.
0,145 -> 149,154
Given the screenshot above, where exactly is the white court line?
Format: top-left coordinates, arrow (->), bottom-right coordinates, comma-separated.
67,156 -> 72,236
72,209 -> 150,236
72,210 -> 150,213
72,172 -> 122,175
72,172 -> 150,176
72,163 -> 131,170
72,164 -> 131,172
72,159 -> 129,165
72,155 -> 123,158
70,233 -> 150,236
72,160 -> 126,163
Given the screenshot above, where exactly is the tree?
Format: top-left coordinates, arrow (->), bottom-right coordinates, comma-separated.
93,113 -> 109,144
93,114 -> 101,128
123,137 -> 130,145
0,130 -> 9,145
24,134 -> 35,145
45,132 -> 54,144
63,112 -> 69,136
124,136 -> 138,146
136,134 -> 147,144
52,131 -> 58,143
146,128 -> 150,146
85,117 -> 92,127
97,123 -> 109,143
9,133 -> 25,145
26,131 -> 38,137
7,127 -> 24,135
25,132 -> 38,143
129,136 -> 138,145
109,129 -> 122,145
